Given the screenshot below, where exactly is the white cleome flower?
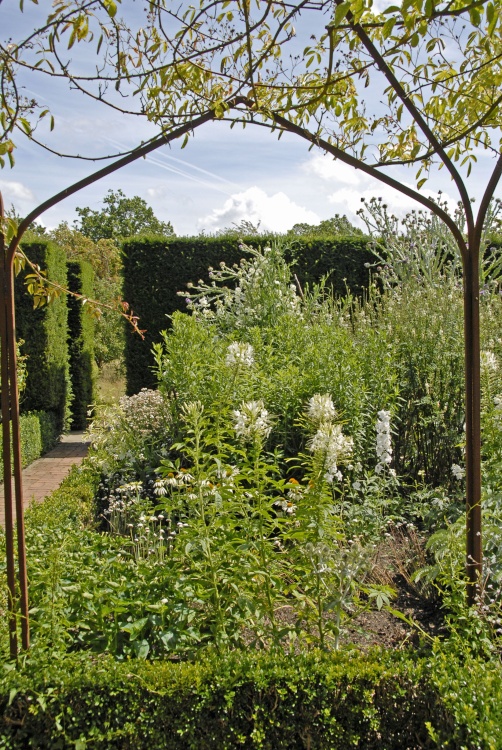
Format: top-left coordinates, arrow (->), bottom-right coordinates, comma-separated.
452,463 -> 465,480
306,393 -> 336,424
481,350 -> 498,372
233,400 -> 272,441
308,422 -> 353,484
225,341 -> 255,368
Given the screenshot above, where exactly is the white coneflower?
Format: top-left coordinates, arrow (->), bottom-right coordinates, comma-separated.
452,463 -> 465,480
375,409 -> 392,474
225,341 -> 254,367
233,400 -> 272,441
306,393 -> 336,424
274,498 -> 297,515
308,422 -> 353,484
153,479 -> 168,496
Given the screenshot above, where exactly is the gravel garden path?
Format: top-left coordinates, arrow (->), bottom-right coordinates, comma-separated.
0,431 -> 89,526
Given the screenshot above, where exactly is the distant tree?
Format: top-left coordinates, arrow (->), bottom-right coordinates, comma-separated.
74,190 -> 174,243
49,223 -> 124,367
5,205 -> 47,238
288,215 -> 364,237
216,219 -> 262,237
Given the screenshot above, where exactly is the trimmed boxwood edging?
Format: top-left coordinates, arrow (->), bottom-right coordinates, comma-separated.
121,235 -> 373,394
1,646 -> 501,749
0,410 -> 58,478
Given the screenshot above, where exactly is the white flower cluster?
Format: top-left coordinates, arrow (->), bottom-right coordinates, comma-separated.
117,388 -> 171,435
481,350 -> 498,372
375,409 -> 392,474
451,463 -> 465,480
306,393 -> 336,424
494,395 -> 502,422
180,243 -> 302,330
233,400 -> 272,441
308,420 -> 353,484
225,341 -> 255,368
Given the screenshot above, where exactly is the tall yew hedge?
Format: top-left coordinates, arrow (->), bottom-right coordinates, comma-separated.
122,235 -> 373,394
15,241 -> 72,434
67,260 -> 96,430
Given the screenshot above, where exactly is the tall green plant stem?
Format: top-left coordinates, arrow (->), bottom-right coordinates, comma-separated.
192,416 -> 227,649
252,440 -> 277,643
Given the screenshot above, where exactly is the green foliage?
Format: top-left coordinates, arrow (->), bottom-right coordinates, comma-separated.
288,215 -> 364,237
74,189 -> 174,243
67,261 -> 96,430
49,223 -> 125,368
0,410 -> 59,478
15,240 -> 72,433
122,235 -> 373,394
0,647 -> 501,749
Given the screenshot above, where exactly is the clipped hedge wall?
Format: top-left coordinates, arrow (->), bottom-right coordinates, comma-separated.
0,646 -> 501,749
122,235 -> 373,394
15,241 -> 72,433
0,410 -> 59,478
67,261 -> 96,430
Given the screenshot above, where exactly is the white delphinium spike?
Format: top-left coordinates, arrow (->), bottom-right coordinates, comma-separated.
233,400 -> 272,441
225,341 -> 254,368
306,393 -> 336,424
375,409 -> 392,474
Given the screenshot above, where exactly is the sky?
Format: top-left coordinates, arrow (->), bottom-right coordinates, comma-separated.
1,0 -> 501,237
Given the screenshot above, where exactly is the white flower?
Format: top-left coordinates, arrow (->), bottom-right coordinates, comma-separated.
233,400 -> 272,441
375,409 -> 392,473
274,498 -> 297,515
306,393 -> 336,424
481,350 -> 498,372
153,480 -> 168,496
452,463 -> 465,480
308,422 -> 353,484
225,341 -> 254,367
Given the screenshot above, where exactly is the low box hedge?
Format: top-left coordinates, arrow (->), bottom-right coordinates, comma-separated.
0,646 -> 500,749
0,410 -> 59,478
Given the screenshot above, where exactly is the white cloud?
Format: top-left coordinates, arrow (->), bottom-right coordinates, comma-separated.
306,155 -> 362,186
302,155 -> 456,225
198,186 -> 320,233
0,180 -> 35,205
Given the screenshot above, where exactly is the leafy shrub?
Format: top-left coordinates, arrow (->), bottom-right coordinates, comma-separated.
0,410 -> 59,478
0,647 -> 501,749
